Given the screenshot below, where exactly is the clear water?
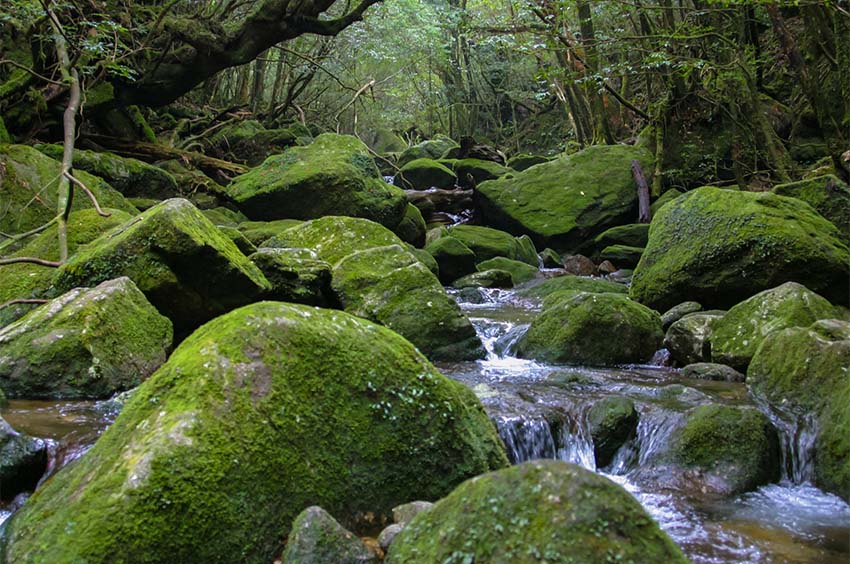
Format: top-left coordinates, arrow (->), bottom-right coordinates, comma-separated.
439,286 -> 850,564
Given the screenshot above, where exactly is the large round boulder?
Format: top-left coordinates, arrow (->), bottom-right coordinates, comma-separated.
748,319 -> 850,501
476,144 -> 654,252
393,158 -> 456,190
386,460 -> 688,564
226,134 -> 406,227
772,174 -> 850,245
516,275 -> 627,299
517,291 -> 663,365
446,224 -> 538,265
1,302 -> 508,563
630,187 -> 850,311
0,277 -> 172,399
710,282 -> 838,370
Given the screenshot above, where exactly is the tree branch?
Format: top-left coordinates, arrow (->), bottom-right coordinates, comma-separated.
0,257 -> 62,267
0,299 -> 50,311
65,172 -> 112,217
296,0 -> 383,36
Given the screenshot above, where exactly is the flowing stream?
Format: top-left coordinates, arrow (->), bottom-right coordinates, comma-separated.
437,286 -> 850,564
1,285 -> 848,562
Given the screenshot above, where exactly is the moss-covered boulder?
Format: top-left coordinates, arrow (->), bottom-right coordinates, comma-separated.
218,226 -> 257,255
599,245 -> 644,269
682,363 -> 744,382
505,154 -> 550,171
710,282 -> 838,370
650,188 -> 683,215
397,137 -> 458,167
1,302 -> 507,563
332,245 -> 484,361
447,224 -> 538,265
452,269 -> 514,289
53,199 -> 270,336
227,134 -> 406,228
517,291 -> 663,365
393,158 -> 456,190
661,301 -> 702,330
386,460 -> 688,564
476,145 -> 654,252
539,248 -> 561,268
249,248 -> 332,306
772,175 -> 850,244
36,145 -> 179,199
476,257 -> 538,285
238,219 -> 304,246
424,236 -> 477,285
0,277 -> 172,399
202,207 -> 247,227
0,416 -> 48,502
263,216 -> 400,262
204,119 -> 300,166
588,397 -> 639,468
282,506 -> 377,564
593,223 -> 650,250
630,187 -> 850,311
0,208 -> 134,325
392,203 -> 426,247
517,275 -> 627,300
669,404 -> 780,495
0,144 -> 138,235
748,319 -> 850,500
663,311 -> 726,366
451,158 -> 510,188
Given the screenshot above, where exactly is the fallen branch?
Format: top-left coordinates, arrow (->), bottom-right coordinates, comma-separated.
0,298 -> 50,311
65,172 -> 112,217
0,256 -> 63,267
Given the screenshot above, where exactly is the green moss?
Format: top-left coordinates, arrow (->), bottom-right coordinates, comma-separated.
588,397 -> 638,468
517,276 -> 627,299
53,199 -> 270,336
393,158 -> 456,190
332,245 -> 484,361
392,203 -> 426,247
452,269 -> 514,289
670,404 -> 780,494
630,187 -> 850,311
263,216 -> 403,265
650,189 -> 683,216
3,302 -> 507,563
593,224 -> 650,251
447,224 -> 537,265
424,236 -> 477,285
476,257 -> 538,285
476,145 -> 653,252
598,245 -> 644,269
217,226 -> 256,255
0,277 -> 172,399
386,460 -> 688,564
201,207 -> 247,227
772,175 -> 850,245
238,219 -> 304,245
249,248 -> 331,306
451,159 -> 510,188
517,291 -> 663,365
0,118 -> 10,144
539,248 -> 561,268
205,120 -> 299,166
281,506 -> 374,563
227,134 -> 406,228
506,154 -> 550,171
663,311 -> 725,366
710,282 -> 837,370
0,144 -> 139,235
398,137 -> 458,167
748,319 -> 850,500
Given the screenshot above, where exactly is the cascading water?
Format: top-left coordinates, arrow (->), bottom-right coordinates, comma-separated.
441,286 -> 850,564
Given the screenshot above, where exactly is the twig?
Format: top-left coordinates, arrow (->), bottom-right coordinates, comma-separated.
0,299 -> 49,311
65,172 -> 111,217
0,59 -> 65,86
0,257 -> 62,267
334,79 -> 376,126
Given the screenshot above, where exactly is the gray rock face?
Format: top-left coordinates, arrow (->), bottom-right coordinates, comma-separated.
663,311 -> 726,366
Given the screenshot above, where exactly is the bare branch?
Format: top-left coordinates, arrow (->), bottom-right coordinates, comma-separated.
0,59 -> 65,86
0,298 -> 50,311
0,257 -> 62,267
65,172 -> 112,217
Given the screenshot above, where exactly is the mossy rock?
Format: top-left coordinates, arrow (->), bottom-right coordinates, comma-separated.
332,245 -> 484,361
476,145 -> 654,252
202,207 -> 248,227
249,248 -> 332,306
405,245 -> 439,277
650,188 -> 683,216
281,506 -> 377,564
476,257 -> 538,285
0,144 -> 138,235
364,128 -> 406,154
0,208 -> 134,324
588,397 -> 638,468
451,159 -> 510,188
1,302 -> 507,563
772,175 -> 850,245
36,145 -> 179,199
392,203 -> 426,247
539,248 -> 561,268
156,160 -> 226,202
0,416 -> 47,502
681,363 -> 744,382
0,277 -> 172,399
661,301 -> 702,330
393,158 -> 456,190
669,404 -> 780,495
447,224 -> 538,266
710,282 -> 838,371
748,319 -> 850,501
398,137 -> 458,167
217,226 -> 257,255
204,119 -> 300,166
452,269 -> 514,289
424,236 -> 477,285
663,311 -> 725,366
386,460 -> 688,564
630,187 -> 850,311
517,291 -> 663,366
262,216 -> 403,265
227,134 -> 406,228
593,223 -> 650,251
516,275 -> 627,300
598,245 -> 644,269
506,154 -> 550,171
52,198 -> 271,337
238,219 -> 304,246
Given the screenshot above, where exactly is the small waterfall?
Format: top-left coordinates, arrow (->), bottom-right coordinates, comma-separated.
757,403 -> 818,484
634,408 -> 685,467
492,410 -> 596,471
554,413 -> 596,471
